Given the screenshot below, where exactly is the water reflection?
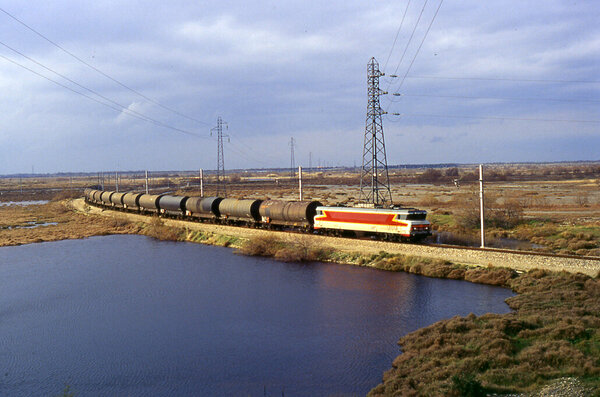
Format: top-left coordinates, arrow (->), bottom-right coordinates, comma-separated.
0,235 -> 513,396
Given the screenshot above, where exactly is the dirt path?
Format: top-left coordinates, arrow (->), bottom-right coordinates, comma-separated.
72,198 -> 600,276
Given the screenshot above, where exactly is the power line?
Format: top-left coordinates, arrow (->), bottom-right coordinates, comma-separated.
387,112 -> 600,124
0,6 -> 212,127
382,0 -> 412,73
0,39 -> 207,137
390,93 -> 600,104
402,75 -> 600,84
388,0 -> 430,80
0,53 -> 205,137
395,0 -> 444,92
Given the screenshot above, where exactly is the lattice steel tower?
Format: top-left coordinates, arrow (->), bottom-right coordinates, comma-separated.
211,116 -> 228,196
359,57 -> 393,207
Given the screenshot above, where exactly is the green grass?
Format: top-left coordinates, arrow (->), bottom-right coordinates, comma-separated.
429,212 -> 455,228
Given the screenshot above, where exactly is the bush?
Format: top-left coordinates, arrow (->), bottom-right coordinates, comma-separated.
451,373 -> 487,396
238,234 -> 332,262
143,217 -> 182,241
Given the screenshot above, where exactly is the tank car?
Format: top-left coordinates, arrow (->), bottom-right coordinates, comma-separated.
92,190 -> 103,204
218,198 -> 262,223
122,192 -> 143,210
110,192 -> 126,208
100,191 -> 115,206
158,195 -> 188,216
185,196 -> 223,220
138,194 -> 163,213
259,200 -> 322,228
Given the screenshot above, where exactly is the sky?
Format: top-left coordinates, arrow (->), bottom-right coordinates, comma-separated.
0,0 -> 598,174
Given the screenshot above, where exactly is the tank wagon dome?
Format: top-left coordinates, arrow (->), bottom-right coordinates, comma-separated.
110,192 -> 126,206
218,198 -> 263,221
122,192 -> 143,209
157,195 -> 188,213
138,194 -> 163,210
186,196 -> 223,217
100,191 -> 115,205
259,200 -> 322,225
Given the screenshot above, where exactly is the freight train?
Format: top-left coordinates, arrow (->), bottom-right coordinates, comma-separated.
84,188 -> 431,241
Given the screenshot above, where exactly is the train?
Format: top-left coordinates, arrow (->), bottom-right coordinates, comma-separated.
84,188 -> 431,241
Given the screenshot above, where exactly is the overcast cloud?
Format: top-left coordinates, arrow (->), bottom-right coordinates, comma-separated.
0,0 -> 598,173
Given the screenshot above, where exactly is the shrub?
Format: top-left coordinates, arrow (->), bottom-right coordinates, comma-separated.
451,373 -> 487,397
238,234 -> 332,262
143,217 -> 182,241
239,234 -> 281,256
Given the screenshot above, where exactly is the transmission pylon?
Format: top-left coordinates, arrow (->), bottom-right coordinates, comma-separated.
211,116 -> 229,196
289,137 -> 296,177
359,57 -> 393,207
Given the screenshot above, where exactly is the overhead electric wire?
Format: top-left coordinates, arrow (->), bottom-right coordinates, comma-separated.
0,53 -> 206,138
0,39 -> 207,137
402,75 -> 600,84
390,93 -> 600,104
382,0 -> 412,73
387,112 -> 600,124
395,0 -> 444,92
388,0 -> 430,81
0,6 -> 212,127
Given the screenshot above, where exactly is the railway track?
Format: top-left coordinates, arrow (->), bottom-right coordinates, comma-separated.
422,242 -> 600,262
78,199 -> 600,277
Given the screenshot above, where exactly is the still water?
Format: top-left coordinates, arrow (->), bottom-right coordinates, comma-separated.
0,235 -> 513,396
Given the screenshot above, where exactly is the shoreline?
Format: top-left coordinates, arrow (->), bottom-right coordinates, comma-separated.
2,199 -> 599,395
71,199 -> 599,395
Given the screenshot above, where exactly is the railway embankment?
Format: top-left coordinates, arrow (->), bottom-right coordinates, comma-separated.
71,198 -> 600,395
71,198 -> 600,277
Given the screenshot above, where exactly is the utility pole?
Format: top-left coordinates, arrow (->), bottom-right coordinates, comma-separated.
479,164 -> 485,248
359,57 -> 392,207
298,166 -> 303,201
289,137 -> 296,177
199,169 -> 204,197
145,170 -> 149,194
115,171 -> 118,193
211,116 -> 229,196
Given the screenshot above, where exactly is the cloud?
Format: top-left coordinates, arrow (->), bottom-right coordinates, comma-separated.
0,0 -> 597,173
175,15 -> 346,66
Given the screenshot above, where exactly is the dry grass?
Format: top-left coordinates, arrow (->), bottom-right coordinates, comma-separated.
141,216 -> 183,241
238,234 -> 333,262
368,270 -> 600,396
0,200 -> 141,247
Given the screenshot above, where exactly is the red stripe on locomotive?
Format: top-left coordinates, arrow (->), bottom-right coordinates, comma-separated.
315,210 -> 408,227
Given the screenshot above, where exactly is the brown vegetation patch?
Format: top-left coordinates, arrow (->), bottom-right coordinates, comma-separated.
369,270 -> 600,396
0,200 -> 141,247
238,234 -> 332,262
141,216 -> 183,241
